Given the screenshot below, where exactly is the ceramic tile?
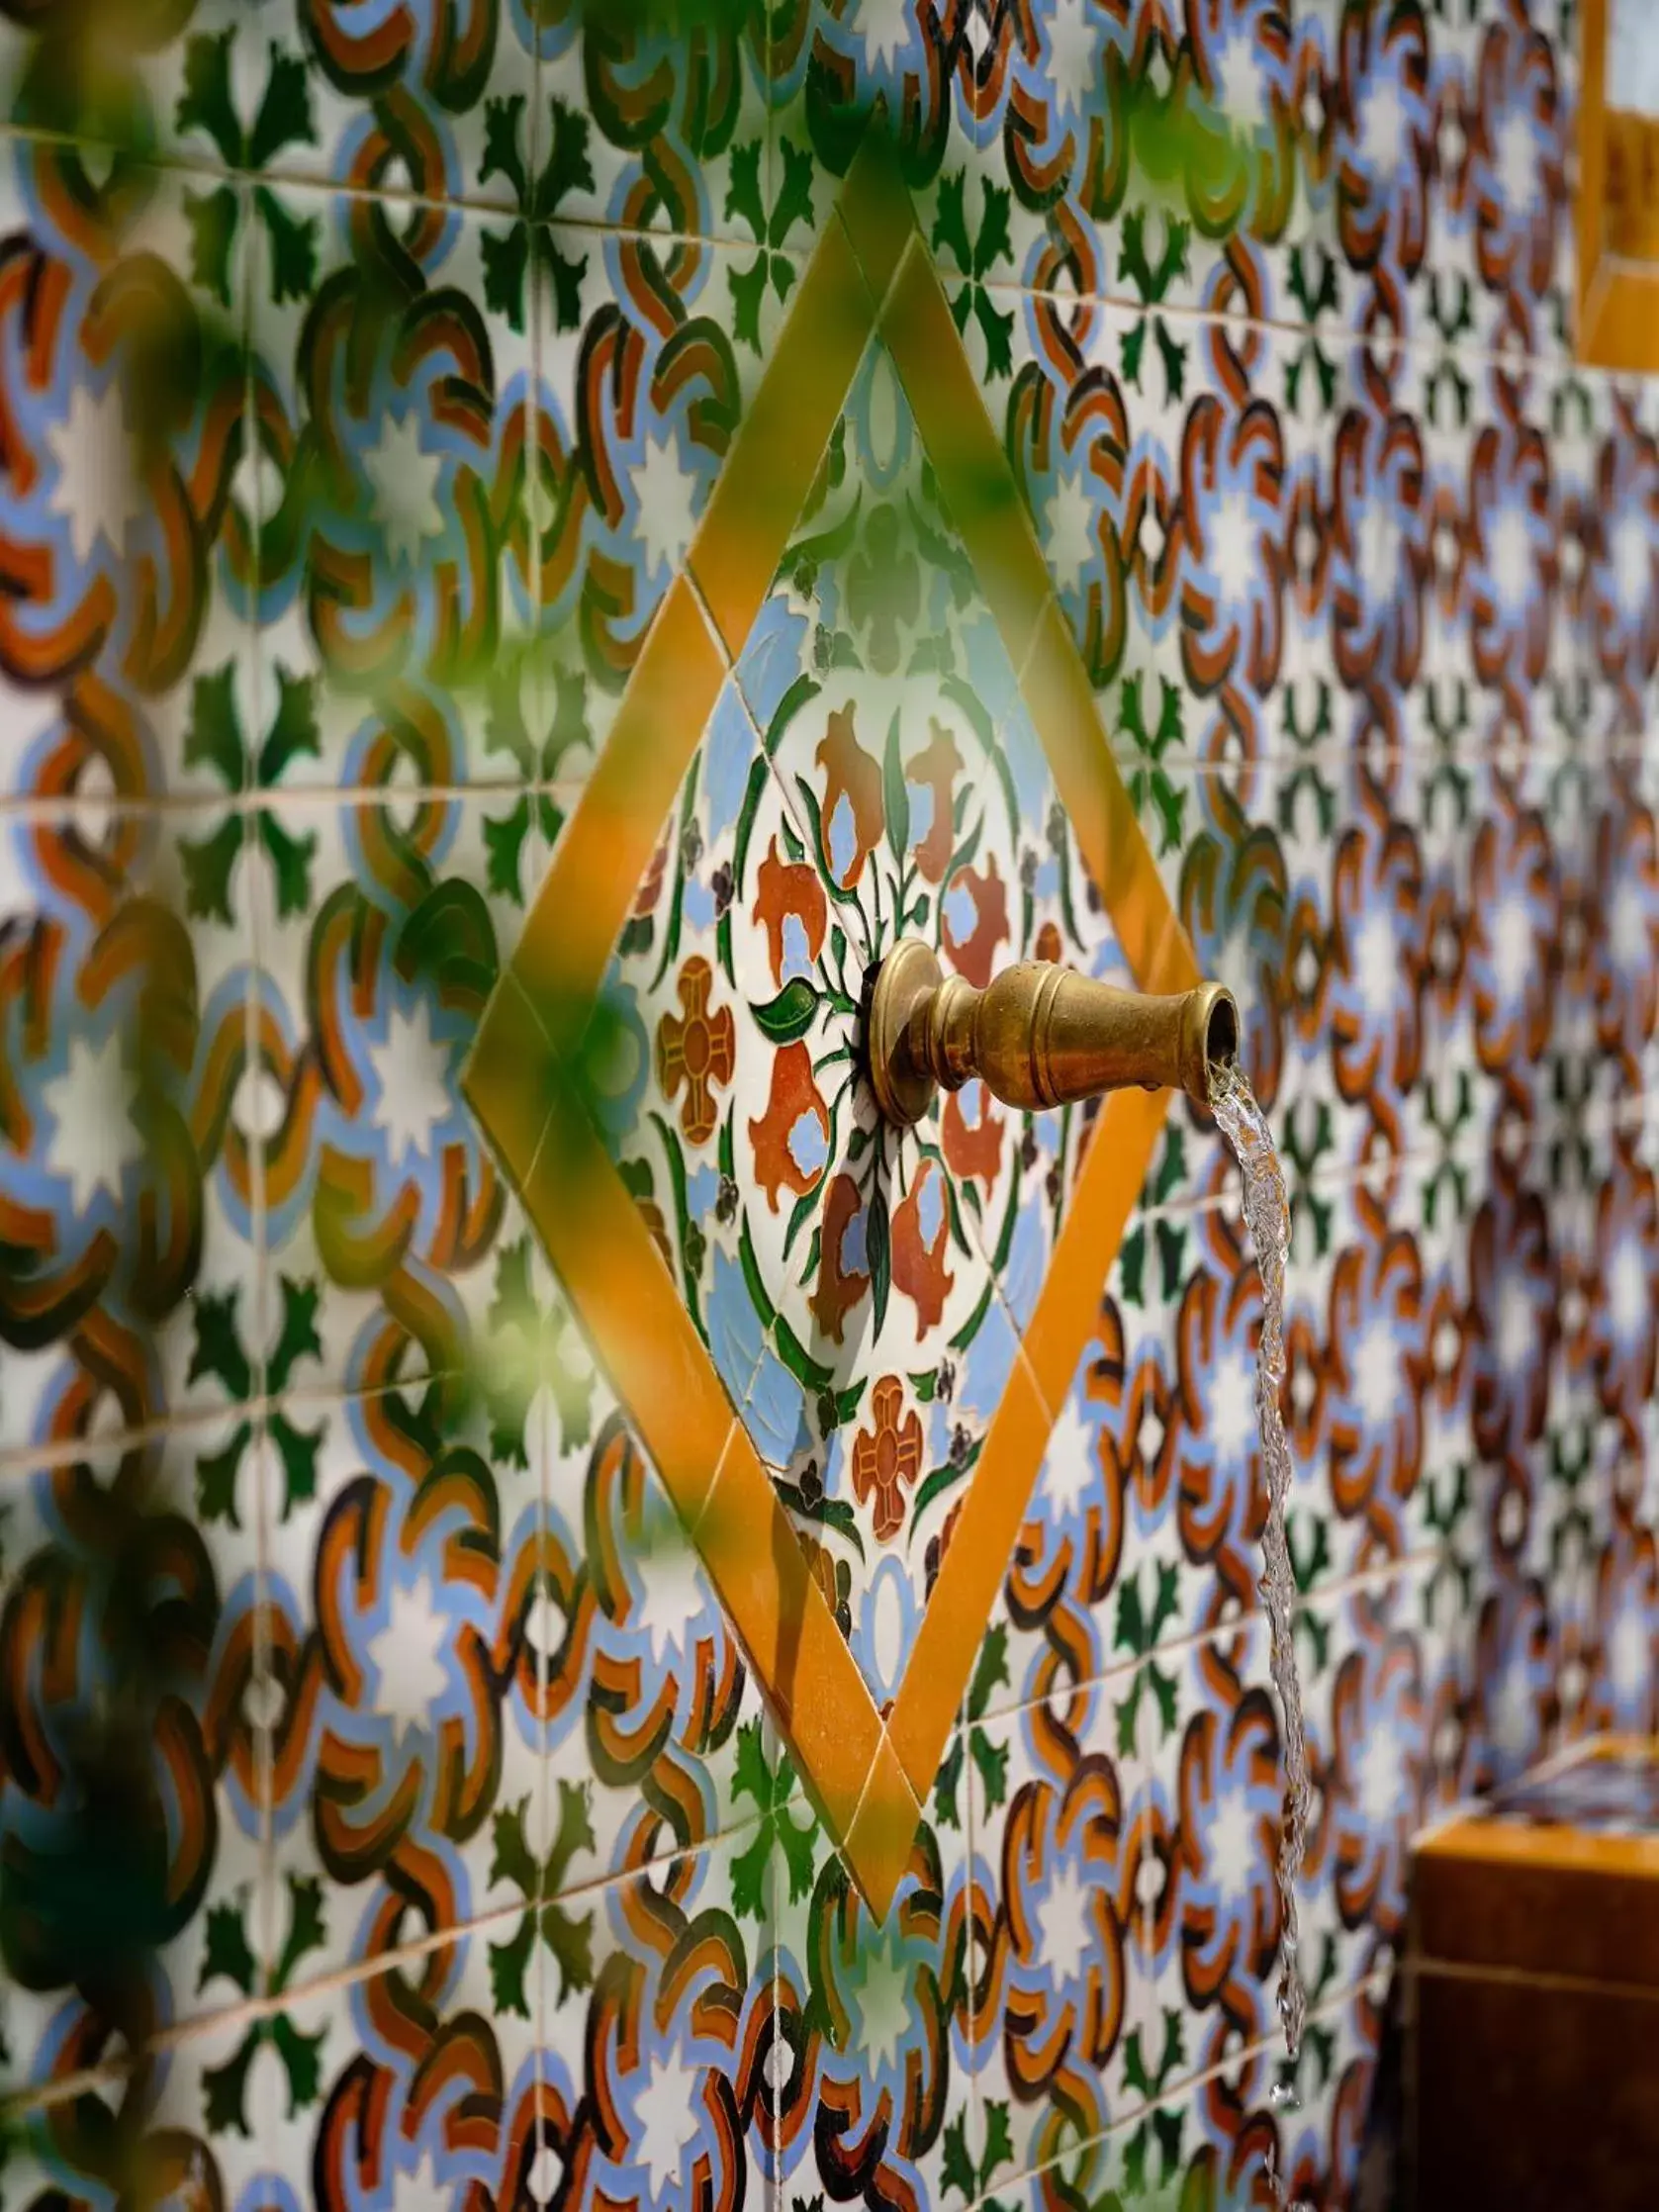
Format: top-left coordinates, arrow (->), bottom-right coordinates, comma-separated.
0,1438 -> 265,2062
274,1926 -> 547,2208
0,1 -> 1639,2190
0,147 -> 255,809
0,0 -> 538,208
5,2005 -> 279,2207
0,803 -> 259,1456
261,1377 -> 549,1983
770,1719 -> 974,2212
252,790 -> 548,1401
243,189 -> 538,793
965,1675 -> 1145,2189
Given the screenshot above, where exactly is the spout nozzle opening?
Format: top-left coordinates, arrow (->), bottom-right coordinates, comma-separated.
1178,981 -> 1241,1106
1203,988 -> 1239,1073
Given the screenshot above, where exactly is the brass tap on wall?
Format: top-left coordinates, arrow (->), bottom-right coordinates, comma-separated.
866,940 -> 1240,1128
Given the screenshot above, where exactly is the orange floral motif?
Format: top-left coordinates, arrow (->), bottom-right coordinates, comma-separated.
749,1042 -> 830,1213
816,702 -> 883,888
892,1156 -> 954,1332
851,1376 -> 925,1544
810,1172 -> 870,1343
905,720 -> 963,882
942,851 -> 1011,986
1034,918 -> 1062,964
656,956 -> 736,1147
942,1079 -> 1004,1191
754,835 -> 827,984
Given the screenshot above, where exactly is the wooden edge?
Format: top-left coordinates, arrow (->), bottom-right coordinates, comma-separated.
887,1353 -> 1052,1797
1416,1810 -> 1659,1882
1581,265 -> 1659,374
879,234 -> 1054,678
521,1072 -> 737,1531
511,580 -> 725,1057
1576,0 -> 1608,351
687,211 -> 876,661
1020,1084 -> 1174,1420
693,1419 -> 890,1863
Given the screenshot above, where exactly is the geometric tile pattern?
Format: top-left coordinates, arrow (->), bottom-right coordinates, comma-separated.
0,5 -> 1656,2212
465,132 -> 1199,1918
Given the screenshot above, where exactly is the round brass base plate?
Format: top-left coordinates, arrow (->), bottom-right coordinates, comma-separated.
867,938 -> 943,1127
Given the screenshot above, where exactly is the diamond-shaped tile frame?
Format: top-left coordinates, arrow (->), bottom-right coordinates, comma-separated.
464,128 -> 1202,1920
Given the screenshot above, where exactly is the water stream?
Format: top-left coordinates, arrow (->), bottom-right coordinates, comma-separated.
1208,1057 -> 1312,2211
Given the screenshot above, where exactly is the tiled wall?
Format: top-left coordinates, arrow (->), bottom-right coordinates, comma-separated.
0,3 -> 1652,2209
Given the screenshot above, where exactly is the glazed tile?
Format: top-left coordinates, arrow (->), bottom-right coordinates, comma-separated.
966,1674 -> 1146,2188
252,791 -> 549,1400
0,149 -> 256,807
244,191 -> 537,793
0,1438 -> 265,2056
769,1716 -> 974,2212
0,803 -> 260,1454
261,1379 -> 549,1983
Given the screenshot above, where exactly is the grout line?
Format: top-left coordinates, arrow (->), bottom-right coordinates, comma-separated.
971,1544 -> 1445,1731
0,125 -> 1607,393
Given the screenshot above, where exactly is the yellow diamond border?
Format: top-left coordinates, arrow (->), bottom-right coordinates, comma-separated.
464,130 -> 1201,1920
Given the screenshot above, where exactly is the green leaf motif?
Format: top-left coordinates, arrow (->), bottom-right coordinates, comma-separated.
546,1778 -> 597,1892
541,1896 -> 596,2001
271,1413 -> 321,1517
179,816 -> 243,925
867,1188 -> 891,1335
270,2013 -> 326,2111
484,795 -> 532,901
968,1727 -> 1008,1814
189,1289 -> 253,1397
541,98 -> 595,221
489,1796 -> 540,1900
546,233 -> 589,334
488,1910 -> 535,2019
1120,316 -> 1149,390
175,31 -> 242,165
729,252 -> 770,354
482,222 -> 530,332
259,810 -> 317,921
971,289 -> 1015,381
201,2032 -> 259,2138
480,93 -> 529,204
199,1898 -> 257,1998
941,2112 -> 976,2203
275,1874 -> 326,1993
753,976 -> 820,1044
248,43 -> 317,170
269,1276 -> 323,1394
184,183 -> 239,307
195,1427 -> 246,1527
724,138 -> 767,241
967,1621 -> 1008,1723
773,139 -> 815,245
882,707 -> 910,863
260,668 -> 321,786
255,186 -> 319,306
980,2101 -> 1014,2185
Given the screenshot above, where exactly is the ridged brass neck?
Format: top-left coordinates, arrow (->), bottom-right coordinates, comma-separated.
866,940 -> 1239,1128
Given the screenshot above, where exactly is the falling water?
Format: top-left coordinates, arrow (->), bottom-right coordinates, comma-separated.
1208,1056 -> 1312,2212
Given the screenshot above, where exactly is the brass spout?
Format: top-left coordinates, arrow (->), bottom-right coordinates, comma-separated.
867,940 -> 1239,1128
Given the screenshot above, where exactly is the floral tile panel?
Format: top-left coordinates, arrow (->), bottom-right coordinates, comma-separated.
585,327 -> 1143,1712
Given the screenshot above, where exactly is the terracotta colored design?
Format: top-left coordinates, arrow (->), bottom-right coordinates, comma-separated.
467,137 -> 1200,1916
